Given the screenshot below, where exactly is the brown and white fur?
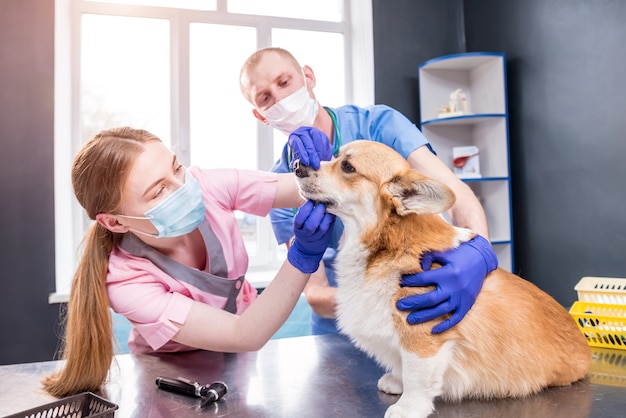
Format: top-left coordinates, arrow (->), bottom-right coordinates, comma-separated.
293,140 -> 591,418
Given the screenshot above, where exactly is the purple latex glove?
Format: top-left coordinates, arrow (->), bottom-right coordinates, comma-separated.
288,126 -> 333,170
396,235 -> 498,334
287,200 -> 336,274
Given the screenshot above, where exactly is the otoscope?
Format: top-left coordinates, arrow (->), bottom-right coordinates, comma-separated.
155,376 -> 228,407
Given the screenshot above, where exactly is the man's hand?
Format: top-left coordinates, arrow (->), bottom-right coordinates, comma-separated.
396,235 -> 498,334
288,126 -> 333,170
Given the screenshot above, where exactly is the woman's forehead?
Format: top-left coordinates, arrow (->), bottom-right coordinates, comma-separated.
125,141 -> 175,195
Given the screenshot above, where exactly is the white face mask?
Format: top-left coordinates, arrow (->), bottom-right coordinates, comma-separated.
262,83 -> 319,135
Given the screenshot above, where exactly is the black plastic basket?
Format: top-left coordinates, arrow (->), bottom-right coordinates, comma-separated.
5,392 -> 118,418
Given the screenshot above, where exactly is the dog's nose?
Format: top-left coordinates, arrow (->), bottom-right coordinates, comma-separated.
293,159 -> 310,178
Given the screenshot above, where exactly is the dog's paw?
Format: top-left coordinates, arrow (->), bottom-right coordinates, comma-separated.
384,399 -> 434,418
378,373 -> 403,395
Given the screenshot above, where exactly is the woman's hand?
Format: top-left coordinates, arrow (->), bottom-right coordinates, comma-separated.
287,200 -> 336,274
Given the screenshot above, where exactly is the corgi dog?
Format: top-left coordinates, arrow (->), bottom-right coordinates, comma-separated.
293,140 -> 590,418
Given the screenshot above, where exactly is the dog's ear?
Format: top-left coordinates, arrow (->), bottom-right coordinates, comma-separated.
384,170 -> 456,216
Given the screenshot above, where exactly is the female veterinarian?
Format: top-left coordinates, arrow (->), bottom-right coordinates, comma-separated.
42,127 -> 335,397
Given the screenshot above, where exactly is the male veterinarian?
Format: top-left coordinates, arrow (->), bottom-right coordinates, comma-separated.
239,47 -> 498,335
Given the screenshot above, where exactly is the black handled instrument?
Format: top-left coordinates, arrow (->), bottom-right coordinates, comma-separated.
156,376 -> 227,407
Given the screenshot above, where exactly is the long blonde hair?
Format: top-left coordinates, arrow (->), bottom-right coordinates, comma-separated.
42,127 -> 161,397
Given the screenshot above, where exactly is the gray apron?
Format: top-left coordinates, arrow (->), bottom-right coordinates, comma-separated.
119,219 -> 244,313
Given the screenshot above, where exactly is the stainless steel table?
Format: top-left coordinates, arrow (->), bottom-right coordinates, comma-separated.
1,334 -> 625,417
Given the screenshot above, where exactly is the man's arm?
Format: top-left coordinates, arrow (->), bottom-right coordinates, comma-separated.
302,262 -> 337,319
285,239 -> 337,319
406,146 -> 490,239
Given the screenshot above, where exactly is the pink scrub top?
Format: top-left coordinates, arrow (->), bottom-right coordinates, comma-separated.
106,167 -> 279,353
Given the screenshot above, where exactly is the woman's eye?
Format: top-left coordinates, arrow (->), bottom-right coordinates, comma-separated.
174,164 -> 183,174
341,160 -> 355,173
154,186 -> 165,198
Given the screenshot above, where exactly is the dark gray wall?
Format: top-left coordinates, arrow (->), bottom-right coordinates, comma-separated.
463,0 -> 626,305
0,0 -> 61,364
373,0 -> 466,122
373,0 -> 626,307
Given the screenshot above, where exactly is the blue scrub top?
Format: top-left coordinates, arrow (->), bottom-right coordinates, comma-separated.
270,104 -> 431,334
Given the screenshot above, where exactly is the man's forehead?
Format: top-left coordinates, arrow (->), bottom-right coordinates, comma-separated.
262,50 -> 298,67
255,53 -> 299,80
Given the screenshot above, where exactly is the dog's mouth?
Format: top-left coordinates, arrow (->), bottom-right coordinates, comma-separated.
302,193 -> 336,208
297,186 -> 336,208
314,198 -> 336,207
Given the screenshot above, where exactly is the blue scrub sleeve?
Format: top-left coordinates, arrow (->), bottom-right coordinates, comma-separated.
270,207 -> 296,245
333,104 -> 432,158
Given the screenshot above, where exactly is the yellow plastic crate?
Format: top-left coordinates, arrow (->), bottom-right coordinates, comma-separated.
575,276 -> 626,305
570,301 -> 626,350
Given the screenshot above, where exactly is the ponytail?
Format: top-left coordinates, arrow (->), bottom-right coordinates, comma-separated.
43,127 -> 160,396
42,223 -> 119,397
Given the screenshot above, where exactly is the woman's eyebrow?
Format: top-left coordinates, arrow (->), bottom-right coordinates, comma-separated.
141,155 -> 177,198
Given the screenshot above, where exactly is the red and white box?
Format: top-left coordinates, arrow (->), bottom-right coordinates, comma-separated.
452,146 -> 481,179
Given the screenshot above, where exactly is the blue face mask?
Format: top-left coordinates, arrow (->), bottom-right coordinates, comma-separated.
120,170 -> 205,238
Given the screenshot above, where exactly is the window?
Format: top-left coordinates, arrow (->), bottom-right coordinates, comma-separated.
53,0 -> 373,300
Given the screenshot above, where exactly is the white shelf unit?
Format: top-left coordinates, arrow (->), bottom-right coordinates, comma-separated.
418,52 -> 514,272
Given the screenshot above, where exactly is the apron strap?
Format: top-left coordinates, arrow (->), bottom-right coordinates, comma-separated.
198,218 -> 228,277
119,220 -> 243,313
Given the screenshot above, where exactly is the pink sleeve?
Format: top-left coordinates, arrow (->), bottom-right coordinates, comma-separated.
128,293 -> 193,351
106,252 -> 194,351
190,167 -> 278,217
233,169 -> 279,216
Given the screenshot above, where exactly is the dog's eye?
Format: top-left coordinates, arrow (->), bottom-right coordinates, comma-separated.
341,160 -> 356,173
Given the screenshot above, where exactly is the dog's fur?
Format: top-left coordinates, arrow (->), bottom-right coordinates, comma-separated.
293,140 -> 591,418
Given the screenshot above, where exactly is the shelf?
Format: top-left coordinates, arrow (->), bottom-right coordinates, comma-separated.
493,243 -> 513,273
418,52 -> 513,272
421,118 -> 509,179
419,52 -> 505,71
491,240 -> 512,246
419,52 -> 507,123
467,180 -> 512,243
421,113 -> 506,126
463,177 -> 509,183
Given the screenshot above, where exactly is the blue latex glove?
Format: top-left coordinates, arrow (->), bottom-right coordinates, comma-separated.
288,126 -> 333,170
396,235 -> 498,334
288,200 -> 336,274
